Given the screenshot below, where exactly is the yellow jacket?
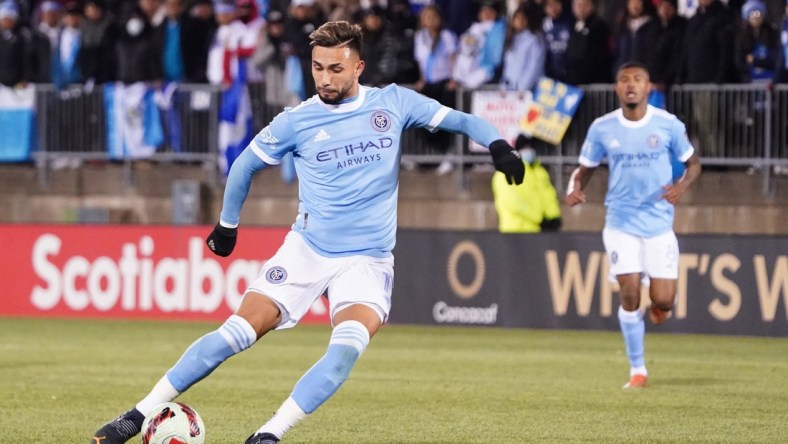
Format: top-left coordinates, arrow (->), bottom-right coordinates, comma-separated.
492,160 -> 562,233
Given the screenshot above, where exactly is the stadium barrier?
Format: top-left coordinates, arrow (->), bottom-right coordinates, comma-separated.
1,224 -> 785,337
19,83 -> 788,193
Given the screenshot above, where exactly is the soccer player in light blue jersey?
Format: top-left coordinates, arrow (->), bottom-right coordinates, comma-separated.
91,21 -> 524,444
565,61 -> 701,390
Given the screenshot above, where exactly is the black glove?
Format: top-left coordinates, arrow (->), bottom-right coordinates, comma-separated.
489,139 -> 525,185
206,223 -> 237,257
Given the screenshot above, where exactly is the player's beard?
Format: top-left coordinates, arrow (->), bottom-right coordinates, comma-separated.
318,81 -> 353,105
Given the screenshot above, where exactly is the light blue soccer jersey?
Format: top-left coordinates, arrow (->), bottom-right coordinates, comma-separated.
248,85 -> 452,258
579,105 -> 694,237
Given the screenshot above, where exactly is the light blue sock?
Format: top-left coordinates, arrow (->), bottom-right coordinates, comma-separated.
166,315 -> 257,391
290,320 -> 370,414
618,306 -> 645,370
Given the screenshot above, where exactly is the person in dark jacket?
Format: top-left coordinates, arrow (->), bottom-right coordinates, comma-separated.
611,0 -> 660,75
649,0 -> 685,90
565,0 -> 612,85
116,0 -> 163,84
679,0 -> 734,84
0,0 -> 31,87
81,0 -> 119,84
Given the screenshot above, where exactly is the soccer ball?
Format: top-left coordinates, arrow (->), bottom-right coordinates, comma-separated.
141,402 -> 206,444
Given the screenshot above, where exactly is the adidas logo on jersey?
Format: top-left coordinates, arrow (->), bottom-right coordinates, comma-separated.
314,129 -> 331,142
610,138 -> 621,148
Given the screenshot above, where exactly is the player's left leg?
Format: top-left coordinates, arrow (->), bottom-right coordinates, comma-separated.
604,228 -> 648,388
643,230 -> 680,325
247,255 -> 392,443
617,273 -> 648,389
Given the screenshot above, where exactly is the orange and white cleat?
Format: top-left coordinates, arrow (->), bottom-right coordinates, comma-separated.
649,305 -> 670,325
623,374 -> 648,389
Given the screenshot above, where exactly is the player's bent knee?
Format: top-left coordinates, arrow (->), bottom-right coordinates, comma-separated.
236,291 -> 283,338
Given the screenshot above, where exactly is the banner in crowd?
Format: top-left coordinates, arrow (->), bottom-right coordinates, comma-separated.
469,90 -> 533,152
390,230 -> 787,337
520,77 -> 584,145
0,84 -> 36,162
0,225 -> 330,324
104,82 -> 164,159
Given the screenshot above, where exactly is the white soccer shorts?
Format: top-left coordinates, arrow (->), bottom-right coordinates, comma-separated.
247,231 -> 394,329
602,227 -> 679,281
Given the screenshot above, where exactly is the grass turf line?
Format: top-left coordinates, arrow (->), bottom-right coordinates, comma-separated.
0,318 -> 786,443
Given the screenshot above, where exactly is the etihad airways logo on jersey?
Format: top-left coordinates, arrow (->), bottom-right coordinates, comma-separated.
610,152 -> 662,162
315,137 -> 393,168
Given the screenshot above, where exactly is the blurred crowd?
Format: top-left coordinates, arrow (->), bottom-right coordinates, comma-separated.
1,0 -> 787,93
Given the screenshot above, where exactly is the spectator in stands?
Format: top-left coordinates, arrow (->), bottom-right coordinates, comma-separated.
678,0 -> 734,157
154,0 -> 207,83
357,6 -> 418,86
282,0 -> 325,98
388,0 -> 418,33
252,9 -> 300,107
734,0 -> 781,84
452,0 -> 506,89
207,1 -> 242,85
412,3 -> 458,175
81,0 -> 119,84
316,0 -> 360,22
564,0 -> 612,85
235,0 -> 265,82
542,0 -> 572,82
185,0 -> 215,83
516,0 -> 546,26
0,0 -> 31,87
679,0 -> 734,84
117,0 -> 164,84
649,0 -> 685,92
435,0 -> 478,37
492,133 -> 562,233
37,0 -> 62,49
778,0 -> 788,83
27,0 -> 62,83
611,0 -> 659,75
500,4 -> 545,93
51,1 -> 85,89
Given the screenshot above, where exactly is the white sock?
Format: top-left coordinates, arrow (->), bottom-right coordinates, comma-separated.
135,376 -> 180,416
257,397 -> 307,438
630,366 -> 648,377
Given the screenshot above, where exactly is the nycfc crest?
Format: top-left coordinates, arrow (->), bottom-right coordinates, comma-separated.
370,111 -> 391,132
266,266 -> 288,284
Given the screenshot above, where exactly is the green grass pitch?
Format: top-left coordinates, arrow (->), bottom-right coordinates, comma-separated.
1,318 -> 786,443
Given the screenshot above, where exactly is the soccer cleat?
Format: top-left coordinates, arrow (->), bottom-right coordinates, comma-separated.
90,407 -> 145,443
649,305 -> 670,325
245,433 -> 280,444
623,374 -> 648,389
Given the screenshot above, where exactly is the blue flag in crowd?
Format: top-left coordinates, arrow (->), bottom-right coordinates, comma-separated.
0,85 -> 37,162
218,60 -> 254,175
104,82 -> 164,159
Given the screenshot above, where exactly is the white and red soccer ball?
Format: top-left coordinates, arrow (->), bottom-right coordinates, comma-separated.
141,402 -> 206,444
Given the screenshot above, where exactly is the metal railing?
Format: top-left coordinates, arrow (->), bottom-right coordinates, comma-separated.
23,82 -> 788,194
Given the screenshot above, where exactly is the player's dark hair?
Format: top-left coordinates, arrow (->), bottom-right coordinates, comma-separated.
309,21 -> 363,55
617,61 -> 651,79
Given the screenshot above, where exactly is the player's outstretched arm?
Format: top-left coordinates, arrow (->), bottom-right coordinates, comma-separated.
662,152 -> 701,205
565,165 -> 595,206
206,148 -> 268,257
435,109 -> 524,185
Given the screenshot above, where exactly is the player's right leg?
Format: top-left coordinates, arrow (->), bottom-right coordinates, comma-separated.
89,294 -> 281,443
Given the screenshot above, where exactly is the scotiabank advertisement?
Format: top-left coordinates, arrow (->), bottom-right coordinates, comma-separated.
0,225 -> 331,324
